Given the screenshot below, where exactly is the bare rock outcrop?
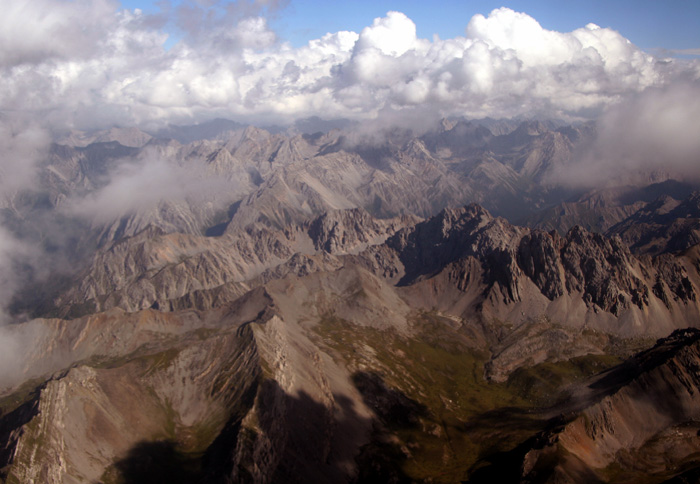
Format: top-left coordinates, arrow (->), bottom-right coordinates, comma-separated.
608,191 -> 700,256
0,309 -> 262,484
307,207 -> 417,255
55,209 -> 414,317
358,204 -> 699,335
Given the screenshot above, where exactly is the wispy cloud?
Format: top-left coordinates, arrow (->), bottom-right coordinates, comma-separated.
0,120 -> 49,195
547,80 -> 700,188
63,149 -> 237,225
0,120 -> 50,322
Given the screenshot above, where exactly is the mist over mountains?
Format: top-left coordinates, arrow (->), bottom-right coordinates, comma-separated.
1,2 -> 700,482
0,112 -> 698,483
3,114 -> 697,318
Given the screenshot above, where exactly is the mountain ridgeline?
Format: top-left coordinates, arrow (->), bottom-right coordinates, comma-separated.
1,117 -> 700,483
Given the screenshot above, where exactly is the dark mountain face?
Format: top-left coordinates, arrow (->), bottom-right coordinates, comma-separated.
607,191 -> 700,255
1,117 -> 699,483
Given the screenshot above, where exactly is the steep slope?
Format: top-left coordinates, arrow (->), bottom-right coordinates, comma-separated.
7,118 -> 695,264
607,191 -> 700,255
2,329 -> 260,484
9,117 -> 695,324
524,181 -> 698,235
0,299 -> 273,483
475,328 -> 700,484
2,236 -> 699,483
53,203 -> 700,337
4,116 -> 700,484
358,204 -> 700,336
0,265 -> 425,483
0,263 -> 613,483
53,209 -> 415,317
489,121 -> 577,184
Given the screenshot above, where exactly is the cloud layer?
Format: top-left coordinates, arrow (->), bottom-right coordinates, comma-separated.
63,149 -> 238,224
0,120 -> 50,323
549,81 -> 700,187
1,2 -> 696,130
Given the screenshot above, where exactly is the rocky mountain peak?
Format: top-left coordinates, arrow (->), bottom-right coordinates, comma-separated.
677,190 -> 700,216
560,226 -> 646,312
382,204 -> 525,291
494,120 -> 548,149
653,326 -> 700,350
515,119 -> 548,136
438,117 -> 455,132
306,208 -> 410,254
365,205 -> 699,325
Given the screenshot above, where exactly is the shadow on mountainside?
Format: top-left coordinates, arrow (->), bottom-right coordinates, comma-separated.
109,440 -> 204,484
352,371 -> 429,428
103,378 -> 382,484
351,371 -> 426,484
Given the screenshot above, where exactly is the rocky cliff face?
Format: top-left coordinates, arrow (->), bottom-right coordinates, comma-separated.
6,119 -> 695,323
53,208 -> 415,317
0,307 -> 262,484
50,201 -> 700,342
307,208 -> 419,255
1,218 -> 699,483
0,268 -> 407,483
356,205 -> 700,336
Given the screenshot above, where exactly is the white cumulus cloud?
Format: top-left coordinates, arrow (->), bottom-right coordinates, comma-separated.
355,11 -> 418,56
0,3 -> 694,130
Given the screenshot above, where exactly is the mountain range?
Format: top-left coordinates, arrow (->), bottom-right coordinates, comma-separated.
1,117 -> 699,483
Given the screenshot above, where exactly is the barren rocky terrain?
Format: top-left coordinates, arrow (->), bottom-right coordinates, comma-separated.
1,118 -> 699,483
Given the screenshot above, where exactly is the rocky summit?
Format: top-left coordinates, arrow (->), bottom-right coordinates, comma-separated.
1,118 -> 700,483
